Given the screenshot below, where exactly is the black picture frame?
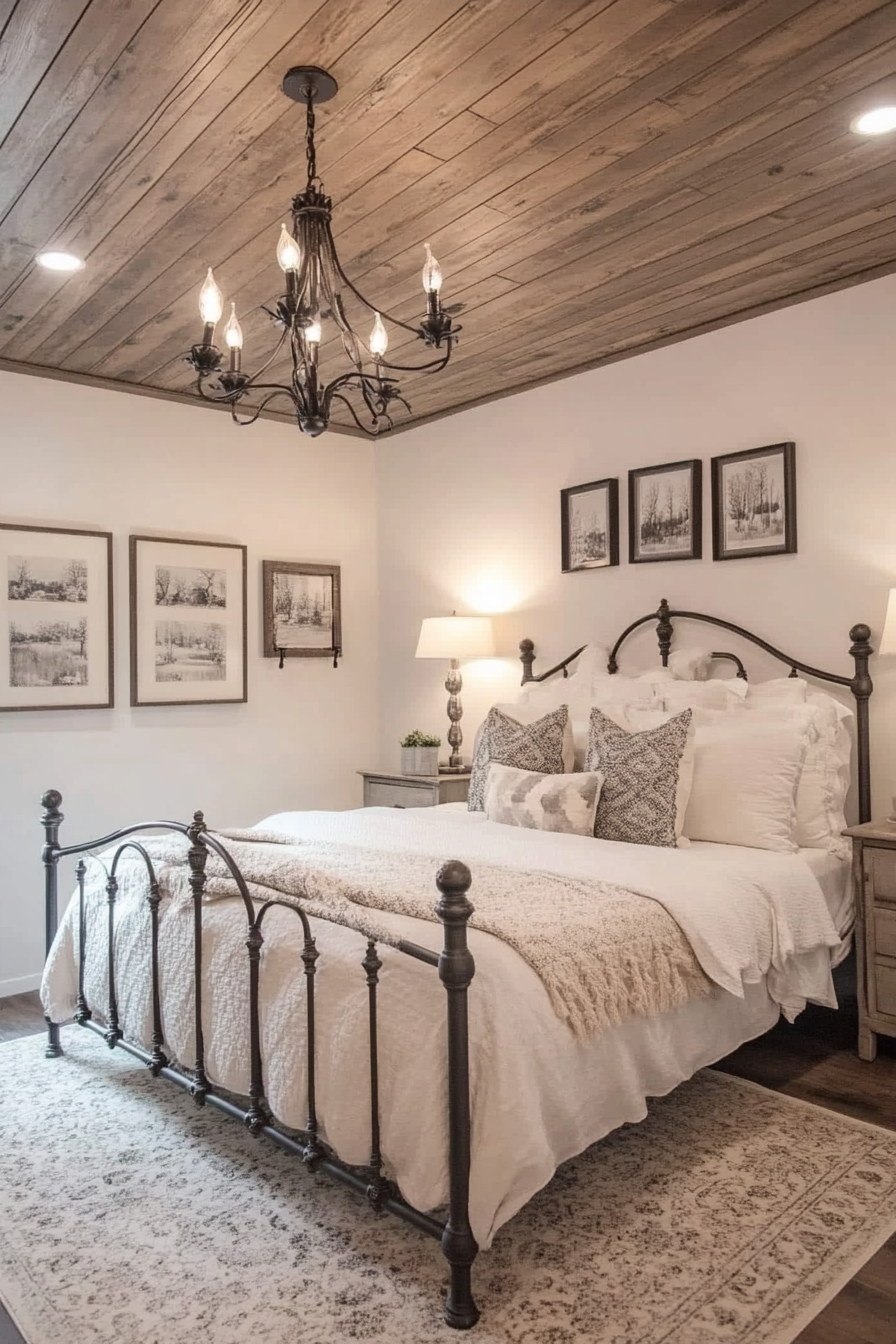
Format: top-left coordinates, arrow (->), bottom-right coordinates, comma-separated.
262,560 -> 342,662
130,535 -> 247,707
711,442 -> 797,561
628,459 -> 702,564
1,521 -> 114,712
560,478 -> 619,573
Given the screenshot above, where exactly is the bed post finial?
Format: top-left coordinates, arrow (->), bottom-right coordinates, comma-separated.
435,860 -> 480,1329
519,638 -> 535,684
849,623 -> 873,823
41,790 -> 64,1058
657,598 -> 673,666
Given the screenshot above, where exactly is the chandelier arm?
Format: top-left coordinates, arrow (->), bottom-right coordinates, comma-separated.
372,348 -> 454,375
328,391 -> 393,436
229,389 -> 302,427
329,254 -> 423,339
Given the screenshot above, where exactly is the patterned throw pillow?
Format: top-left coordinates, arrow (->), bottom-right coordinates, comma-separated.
483,762 -> 604,836
585,707 -> 694,847
468,705 -> 570,812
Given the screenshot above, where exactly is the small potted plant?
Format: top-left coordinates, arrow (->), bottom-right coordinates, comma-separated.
400,730 -> 441,776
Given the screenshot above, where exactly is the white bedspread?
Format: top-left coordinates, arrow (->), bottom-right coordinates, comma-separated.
42,804 -> 841,1249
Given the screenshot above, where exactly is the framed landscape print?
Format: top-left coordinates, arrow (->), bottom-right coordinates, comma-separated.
262,560 -> 342,663
711,442 -> 797,561
560,478 -> 619,573
1,522 -> 113,712
130,535 -> 247,706
629,459 -> 702,563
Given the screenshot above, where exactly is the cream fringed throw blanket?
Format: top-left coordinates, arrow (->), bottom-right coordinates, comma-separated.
131,828 -> 712,1042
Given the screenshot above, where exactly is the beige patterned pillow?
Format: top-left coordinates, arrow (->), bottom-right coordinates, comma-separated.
585,707 -> 694,847
483,763 -> 603,836
468,704 -> 570,811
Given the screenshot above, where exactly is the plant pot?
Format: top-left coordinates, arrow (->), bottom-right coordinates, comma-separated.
401,745 -> 439,776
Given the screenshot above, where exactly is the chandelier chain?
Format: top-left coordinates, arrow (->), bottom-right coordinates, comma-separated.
305,92 -> 317,186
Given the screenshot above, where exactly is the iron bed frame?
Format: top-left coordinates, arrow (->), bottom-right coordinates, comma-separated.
41,598 -> 873,1329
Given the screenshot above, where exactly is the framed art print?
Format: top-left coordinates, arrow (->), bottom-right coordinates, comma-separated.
130,535 -> 247,706
560,478 -> 619,572
1,522 -> 113,712
711,442 -> 797,560
629,459 -> 702,563
262,560 -> 342,662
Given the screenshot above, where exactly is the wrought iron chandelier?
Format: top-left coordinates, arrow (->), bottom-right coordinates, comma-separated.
186,66 -> 458,437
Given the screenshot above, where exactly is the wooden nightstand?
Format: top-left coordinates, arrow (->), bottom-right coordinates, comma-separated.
844,820 -> 896,1061
358,769 -> 471,809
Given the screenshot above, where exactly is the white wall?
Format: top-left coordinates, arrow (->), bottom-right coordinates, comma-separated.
376,273 -> 896,815
0,372 -> 378,995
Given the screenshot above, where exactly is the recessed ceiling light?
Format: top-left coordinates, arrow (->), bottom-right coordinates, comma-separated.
851,106 -> 896,135
35,251 -> 85,272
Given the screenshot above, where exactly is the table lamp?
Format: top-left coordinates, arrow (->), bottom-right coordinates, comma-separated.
415,613 -> 495,772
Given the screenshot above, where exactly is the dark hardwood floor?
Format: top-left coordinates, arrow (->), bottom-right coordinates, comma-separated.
2,989 -> 895,1343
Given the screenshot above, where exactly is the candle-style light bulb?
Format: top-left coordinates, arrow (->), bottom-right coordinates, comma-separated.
369,311 -> 388,358
421,242 -> 442,294
305,313 -> 322,344
223,303 -> 243,350
276,222 -> 301,272
198,267 -> 224,325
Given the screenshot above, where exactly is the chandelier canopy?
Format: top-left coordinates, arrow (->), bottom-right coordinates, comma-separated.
187,66 -> 458,437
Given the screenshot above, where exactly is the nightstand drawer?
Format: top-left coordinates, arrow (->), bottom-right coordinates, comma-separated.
873,961 -> 896,1018
874,907 -> 896,959
868,847 -> 896,904
364,780 -> 435,808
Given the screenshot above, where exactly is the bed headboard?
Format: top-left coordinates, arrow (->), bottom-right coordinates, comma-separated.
518,597 -> 874,824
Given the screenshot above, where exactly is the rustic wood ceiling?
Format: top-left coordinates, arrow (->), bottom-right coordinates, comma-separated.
3,0 -> 896,437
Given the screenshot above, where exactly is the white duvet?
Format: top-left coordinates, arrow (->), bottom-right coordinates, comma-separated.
42,804 -> 842,1249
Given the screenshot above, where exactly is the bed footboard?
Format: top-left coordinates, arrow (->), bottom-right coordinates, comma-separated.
40,789 -> 480,1330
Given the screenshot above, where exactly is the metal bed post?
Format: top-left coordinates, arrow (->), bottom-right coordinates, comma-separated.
436,859 -> 480,1330
41,788 -> 64,1058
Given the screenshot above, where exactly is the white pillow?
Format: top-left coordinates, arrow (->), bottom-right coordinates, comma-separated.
659,678 -> 749,714
794,692 -> 853,848
668,646 -> 713,680
483,762 -> 604,836
746,677 -> 808,706
684,718 -> 810,852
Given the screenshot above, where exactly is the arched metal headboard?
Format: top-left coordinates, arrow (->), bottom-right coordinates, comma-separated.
519,597 -> 874,823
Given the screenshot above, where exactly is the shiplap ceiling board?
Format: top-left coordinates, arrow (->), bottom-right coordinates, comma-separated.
2,0 -> 896,435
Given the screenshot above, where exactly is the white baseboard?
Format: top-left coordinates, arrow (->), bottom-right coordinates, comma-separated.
0,973 -> 42,999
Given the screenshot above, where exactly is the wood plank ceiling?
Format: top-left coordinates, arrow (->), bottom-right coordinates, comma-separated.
3,0 -> 896,437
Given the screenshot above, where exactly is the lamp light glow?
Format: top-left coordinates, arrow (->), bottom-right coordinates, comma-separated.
305,314 -> 322,344
198,268 -> 224,325
277,222 -> 301,272
421,242 -> 442,294
851,106 -> 896,135
369,311 -> 388,357
36,251 -> 85,272
223,303 -> 243,350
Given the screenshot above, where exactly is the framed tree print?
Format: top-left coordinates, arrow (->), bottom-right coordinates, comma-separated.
628,459 -> 702,563
711,442 -> 797,560
130,536 -> 247,706
1,522 -> 113,712
262,560 -> 342,665
560,478 -> 619,572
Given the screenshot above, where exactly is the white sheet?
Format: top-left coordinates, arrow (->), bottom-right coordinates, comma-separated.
42,804 -> 842,1251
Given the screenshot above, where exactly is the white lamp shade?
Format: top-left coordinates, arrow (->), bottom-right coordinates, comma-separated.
415,615 -> 495,660
880,589 -> 896,655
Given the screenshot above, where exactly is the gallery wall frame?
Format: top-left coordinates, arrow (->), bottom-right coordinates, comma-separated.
628,459 -> 702,564
560,478 -> 619,573
1,522 -> 114,712
711,442 -> 797,561
262,560 -> 342,667
129,535 -> 247,707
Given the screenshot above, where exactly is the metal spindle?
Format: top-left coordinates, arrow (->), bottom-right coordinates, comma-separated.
186,811 -> 210,1102
362,940 -> 388,1208
147,876 -> 167,1074
74,858 -> 91,1025
301,927 -> 321,1167
41,789 -> 64,1058
104,873 -> 122,1046
245,919 -> 267,1134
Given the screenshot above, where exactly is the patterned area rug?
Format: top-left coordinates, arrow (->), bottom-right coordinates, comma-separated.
1,1030 -> 895,1344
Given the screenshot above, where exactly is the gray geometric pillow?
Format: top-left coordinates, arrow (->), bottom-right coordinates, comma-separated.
483,762 -> 603,836
585,707 -> 693,847
468,705 -> 569,812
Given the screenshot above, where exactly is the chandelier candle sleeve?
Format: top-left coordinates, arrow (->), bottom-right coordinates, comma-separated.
185,65 -> 459,437
416,616 -> 495,771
